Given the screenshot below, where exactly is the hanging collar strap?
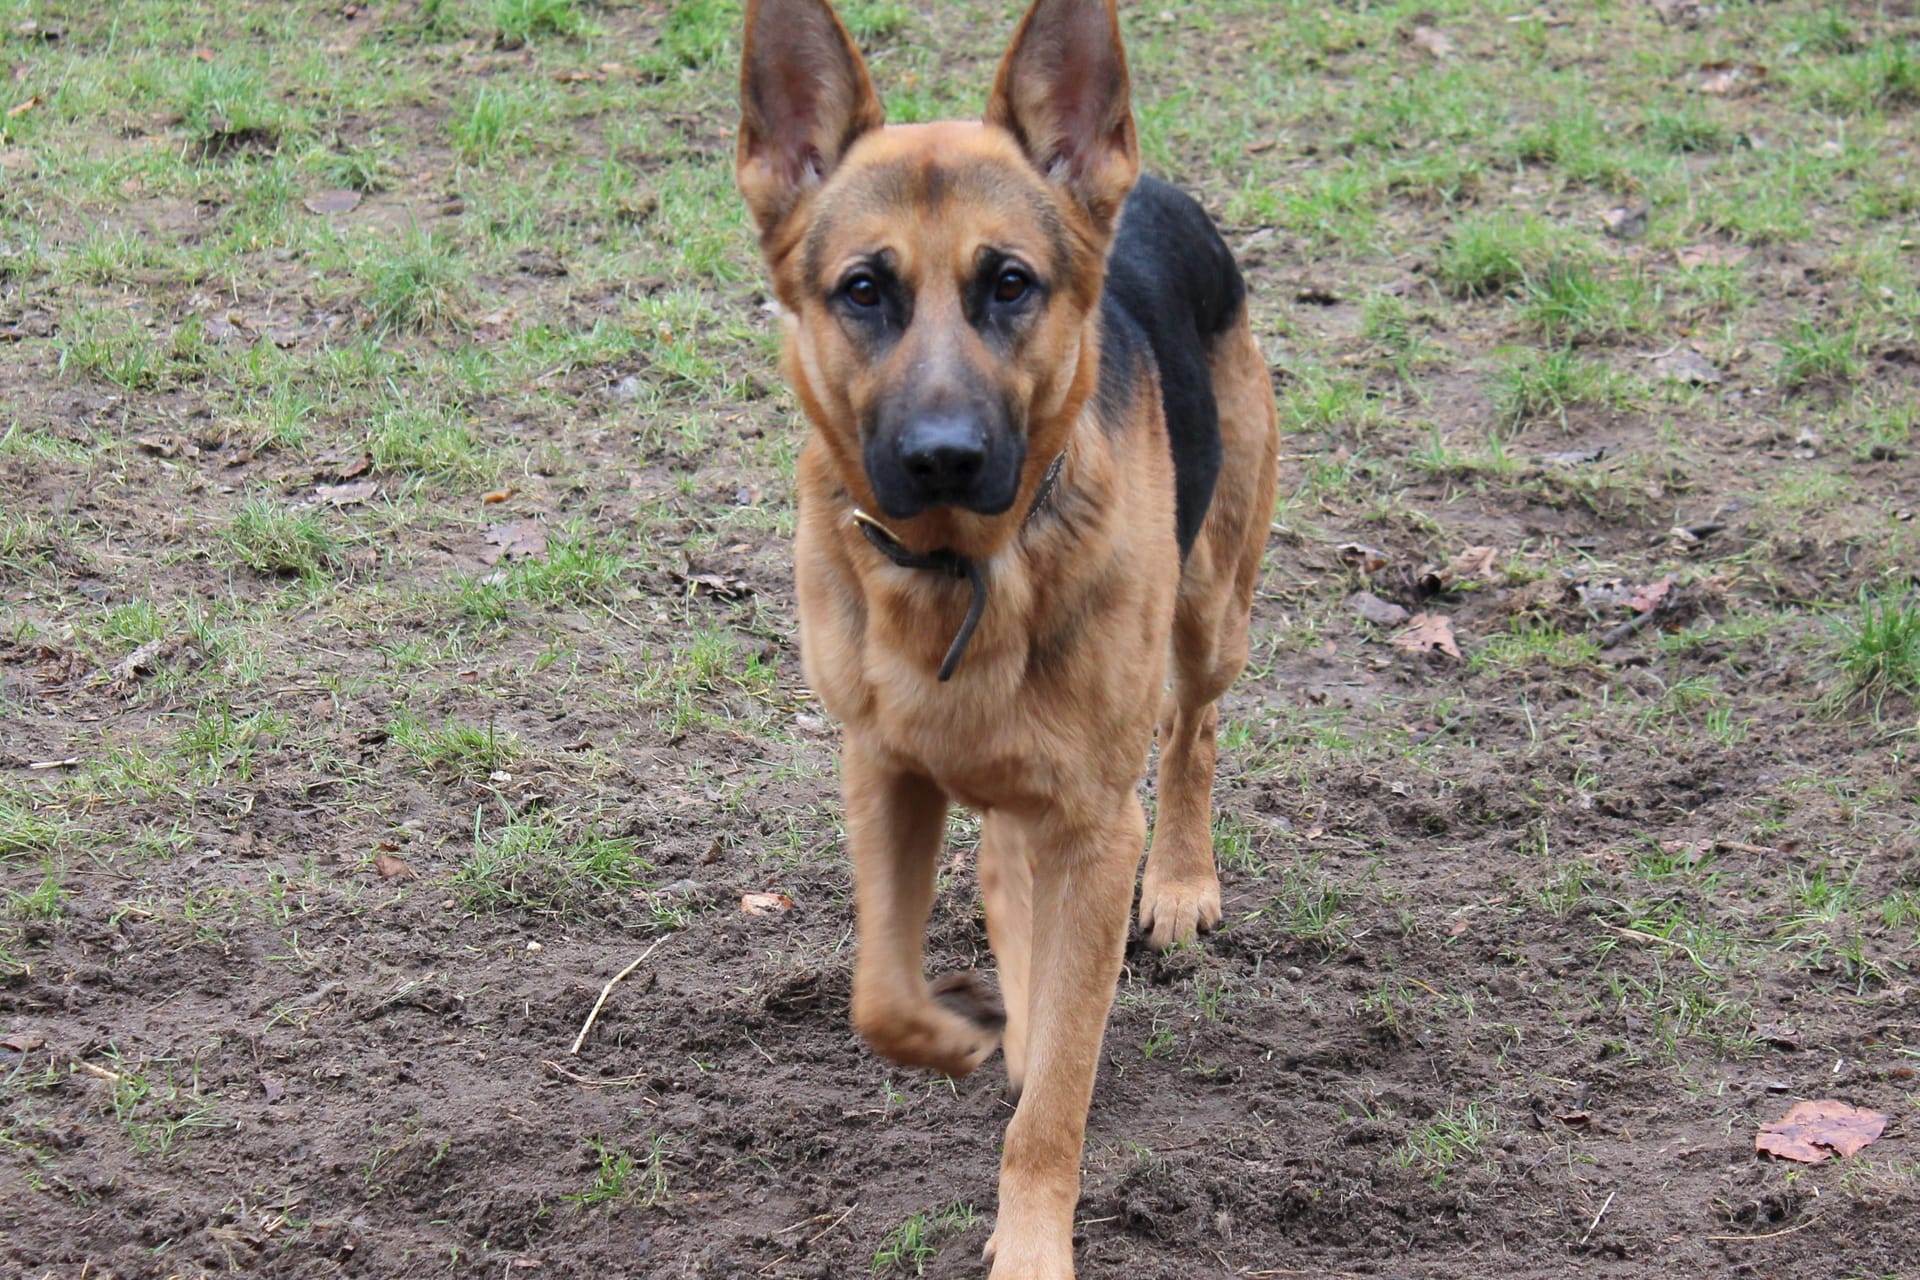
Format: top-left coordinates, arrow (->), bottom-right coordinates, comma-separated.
849,451 -> 1067,682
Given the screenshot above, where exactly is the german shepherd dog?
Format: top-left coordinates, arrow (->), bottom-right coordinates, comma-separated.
737,0 -> 1279,1272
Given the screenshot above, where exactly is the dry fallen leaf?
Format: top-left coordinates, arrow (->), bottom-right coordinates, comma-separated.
741,892 -> 794,916
1698,61 -> 1767,95
1392,613 -> 1461,659
1629,576 -> 1676,613
374,852 -> 419,882
1756,1100 -> 1887,1163
6,96 -> 41,117
314,480 -> 378,506
1408,25 -> 1455,58
1337,542 -> 1391,574
1676,243 -> 1749,269
673,569 -> 755,601
1600,205 -> 1649,240
1450,545 -> 1499,580
303,188 -> 362,215
481,520 -> 548,565
481,486 -> 518,504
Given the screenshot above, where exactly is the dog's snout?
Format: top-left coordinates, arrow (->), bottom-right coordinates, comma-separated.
899,417 -> 988,497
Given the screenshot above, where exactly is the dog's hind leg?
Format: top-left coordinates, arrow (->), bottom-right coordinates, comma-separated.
1139,315 -> 1279,950
844,738 -> 1003,1077
979,810 -> 1033,1097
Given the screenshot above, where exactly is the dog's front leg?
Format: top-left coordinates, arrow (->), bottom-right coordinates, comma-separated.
844,737 -> 1003,1077
985,793 -> 1143,1280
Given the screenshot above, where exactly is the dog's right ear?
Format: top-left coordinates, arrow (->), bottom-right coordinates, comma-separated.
737,0 -> 884,241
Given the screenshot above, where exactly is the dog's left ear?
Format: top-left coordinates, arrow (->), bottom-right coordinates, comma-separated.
985,0 -> 1139,233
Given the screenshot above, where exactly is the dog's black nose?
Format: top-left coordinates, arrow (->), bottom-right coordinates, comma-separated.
898,417 -> 987,497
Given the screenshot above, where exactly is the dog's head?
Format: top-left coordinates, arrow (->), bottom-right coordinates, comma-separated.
737,0 -> 1138,528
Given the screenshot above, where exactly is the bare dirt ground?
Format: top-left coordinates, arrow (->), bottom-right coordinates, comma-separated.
2,1 -> 1917,1277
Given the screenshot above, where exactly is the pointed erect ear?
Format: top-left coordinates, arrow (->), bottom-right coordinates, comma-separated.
985,0 -> 1139,232
736,0 -> 884,240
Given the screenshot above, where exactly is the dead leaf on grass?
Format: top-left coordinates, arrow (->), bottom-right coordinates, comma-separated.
741,892 -> 794,916
1450,545 -> 1499,580
1391,613 -> 1461,659
1698,62 -> 1767,95
1629,575 -> 1676,613
1408,26 -> 1454,59
1675,243 -> 1749,269
258,1074 -> 287,1102
481,520 -> 547,565
1337,542 -> 1391,574
302,188 -> 362,215
673,569 -> 755,601
1653,0 -> 1720,27
481,486 -> 518,504
134,432 -> 196,458
314,480 -> 378,506
6,96 -> 40,117
373,852 -> 419,882
1,1031 -> 47,1053
1756,1100 -> 1887,1163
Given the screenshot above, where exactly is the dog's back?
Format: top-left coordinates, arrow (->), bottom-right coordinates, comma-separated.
1099,175 -> 1246,558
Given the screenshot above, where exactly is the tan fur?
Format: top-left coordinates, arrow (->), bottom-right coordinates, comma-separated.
739,2 -> 1279,1274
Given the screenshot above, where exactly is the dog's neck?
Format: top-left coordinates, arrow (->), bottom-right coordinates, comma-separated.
847,449 -> 1068,681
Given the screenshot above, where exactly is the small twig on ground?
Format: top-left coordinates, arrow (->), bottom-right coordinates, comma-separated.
804,1203 -> 857,1246
569,934 -> 671,1055
1581,1190 -> 1616,1245
74,1061 -> 122,1083
1600,598 -> 1674,649
1605,925 -> 1716,975
540,1059 -> 658,1101
1707,1216 -> 1823,1243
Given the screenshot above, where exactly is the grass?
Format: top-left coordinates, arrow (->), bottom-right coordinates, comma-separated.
362,229 -> 473,334
872,1203 -> 976,1276
224,499 -> 340,578
565,1135 -> 671,1208
453,810 -> 656,915
1391,1102 -> 1498,1186
1828,591 -> 1920,712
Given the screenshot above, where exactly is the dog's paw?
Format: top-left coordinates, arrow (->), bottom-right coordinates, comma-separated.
855,973 -> 1002,1078
1137,870 -> 1221,951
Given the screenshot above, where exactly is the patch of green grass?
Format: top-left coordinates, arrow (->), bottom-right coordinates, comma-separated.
174,701 -> 285,784
1828,590 -> 1920,712
511,528 -> 631,605
454,810 -> 657,915
642,0 -> 741,73
1471,623 -> 1601,673
491,0 -> 586,44
391,713 -> 518,782
1779,318 -> 1863,391
1521,261 -> 1657,344
367,405 -> 496,487
1435,214 -> 1575,298
224,499 -> 341,578
6,858 -> 65,920
565,1135 -> 671,1208
0,797 -> 63,861
362,229 -> 473,334
56,309 -> 167,391
104,1055 -> 225,1157
1644,107 -> 1728,154
1492,347 -> 1629,429
1391,1101 -> 1497,1186
872,1202 -> 976,1276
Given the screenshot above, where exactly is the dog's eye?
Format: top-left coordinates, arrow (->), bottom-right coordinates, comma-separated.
843,273 -> 881,308
994,268 -> 1032,304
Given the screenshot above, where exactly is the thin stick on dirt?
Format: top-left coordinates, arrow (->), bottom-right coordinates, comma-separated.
1706,1216 -> 1823,1243
569,934 -> 671,1055
540,1059 -> 658,1101
1581,1190 -> 1616,1245
74,1061 -> 123,1083
1605,925 -> 1716,975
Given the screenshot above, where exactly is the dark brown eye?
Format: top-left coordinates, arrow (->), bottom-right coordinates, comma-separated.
994,268 -> 1031,304
844,273 -> 881,308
